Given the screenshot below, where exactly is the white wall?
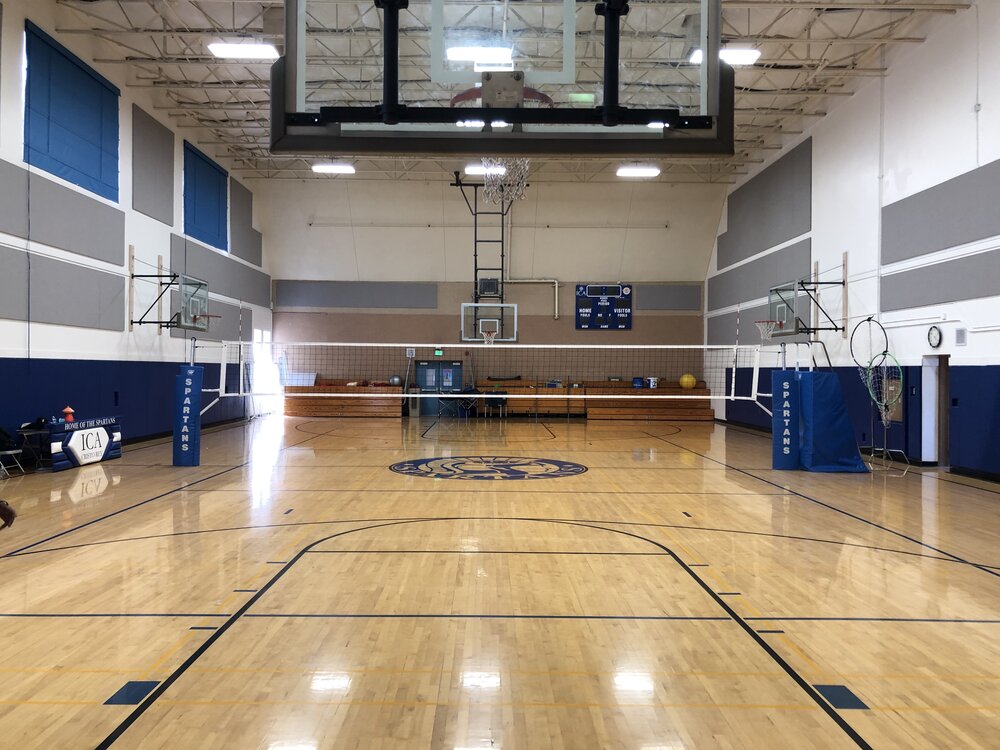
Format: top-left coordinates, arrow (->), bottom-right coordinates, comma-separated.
708,0 -> 1000,366
0,0 -> 269,363
255,178 -> 726,284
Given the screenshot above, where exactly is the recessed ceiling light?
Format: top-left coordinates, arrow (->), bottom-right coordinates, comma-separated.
616,165 -> 661,178
312,163 -> 355,175
689,47 -> 761,66
446,46 -> 513,65
208,42 -> 280,61
465,164 -> 507,176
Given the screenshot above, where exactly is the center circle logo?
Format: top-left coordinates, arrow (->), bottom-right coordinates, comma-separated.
389,456 -> 588,480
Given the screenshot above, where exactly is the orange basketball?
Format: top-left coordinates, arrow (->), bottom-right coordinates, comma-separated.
679,373 -> 697,390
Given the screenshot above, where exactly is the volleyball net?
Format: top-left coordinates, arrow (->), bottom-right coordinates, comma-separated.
199,342 -> 768,402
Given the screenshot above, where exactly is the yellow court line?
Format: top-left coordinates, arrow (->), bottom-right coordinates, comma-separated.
0,699 -> 102,706
156,698 -> 820,711
182,667 -> 788,679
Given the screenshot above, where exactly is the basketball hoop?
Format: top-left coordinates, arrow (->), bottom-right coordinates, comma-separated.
482,157 -> 530,204
192,314 -> 223,330
754,320 -> 783,342
483,331 -> 497,345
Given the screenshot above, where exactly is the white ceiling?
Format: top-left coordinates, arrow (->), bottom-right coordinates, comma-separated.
55,0 -> 970,183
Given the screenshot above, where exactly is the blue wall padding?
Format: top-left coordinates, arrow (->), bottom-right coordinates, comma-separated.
797,372 -> 867,472
950,366 -> 1000,479
0,358 -> 244,443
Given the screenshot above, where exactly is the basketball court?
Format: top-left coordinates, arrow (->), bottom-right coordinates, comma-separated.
1,0 -> 999,748
2,417 -> 998,748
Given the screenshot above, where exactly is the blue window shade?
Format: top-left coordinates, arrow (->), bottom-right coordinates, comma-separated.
184,142 -> 229,251
24,21 -> 120,202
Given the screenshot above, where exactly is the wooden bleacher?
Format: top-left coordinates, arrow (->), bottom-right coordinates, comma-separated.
474,380 -> 713,420
284,379 -> 403,418
581,380 -> 714,421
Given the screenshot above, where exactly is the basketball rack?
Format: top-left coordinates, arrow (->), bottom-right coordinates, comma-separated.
770,279 -> 846,338
129,272 -> 181,329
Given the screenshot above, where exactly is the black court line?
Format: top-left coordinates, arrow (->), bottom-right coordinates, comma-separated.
644,431 -> 1000,581
189,626 -> 218,631
233,589 -> 258,593
308,549 -> 668,556
13,514 -> 994,574
682,511 -> 693,518
95,518 -> 873,750
2,612 -> 997,624
419,420 -> 439,439
1,423 -> 341,559
757,629 -> 785,634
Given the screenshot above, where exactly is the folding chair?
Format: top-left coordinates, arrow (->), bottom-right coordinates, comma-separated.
0,449 -> 25,479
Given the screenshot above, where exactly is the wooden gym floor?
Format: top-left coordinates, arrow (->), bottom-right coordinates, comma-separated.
0,416 -> 998,749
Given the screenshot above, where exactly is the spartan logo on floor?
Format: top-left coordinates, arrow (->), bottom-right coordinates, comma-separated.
390,456 -> 588,480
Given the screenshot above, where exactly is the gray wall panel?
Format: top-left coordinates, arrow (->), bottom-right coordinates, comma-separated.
28,174 -> 125,265
30,256 -> 125,331
882,158 -> 1000,264
170,233 -> 185,276
707,303 -> 809,345
635,284 -> 701,311
881,249 -> 1000,311
131,105 -> 175,226
0,159 -> 29,237
717,139 -> 812,270
707,239 -> 811,312
0,246 -> 28,321
180,237 -> 270,307
229,178 -> 263,267
275,280 -> 438,309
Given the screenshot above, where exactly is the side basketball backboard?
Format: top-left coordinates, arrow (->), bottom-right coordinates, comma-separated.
768,281 -> 803,338
177,275 -> 209,332
461,303 -> 518,342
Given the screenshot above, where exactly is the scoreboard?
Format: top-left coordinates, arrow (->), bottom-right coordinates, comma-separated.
575,283 -> 632,330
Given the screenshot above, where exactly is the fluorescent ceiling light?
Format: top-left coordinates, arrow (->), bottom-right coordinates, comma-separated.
617,165 -> 661,178
446,46 -> 513,65
311,163 -> 355,175
569,92 -> 596,104
646,121 -> 670,129
208,42 -> 279,61
457,120 -> 486,128
689,47 -> 761,66
465,164 -> 506,176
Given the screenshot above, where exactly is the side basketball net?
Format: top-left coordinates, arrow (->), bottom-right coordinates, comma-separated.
754,320 -> 783,343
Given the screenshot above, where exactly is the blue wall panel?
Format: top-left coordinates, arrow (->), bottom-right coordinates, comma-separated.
184,142 -> 228,251
950,366 -> 1000,480
24,21 -> 120,202
0,358 -> 244,443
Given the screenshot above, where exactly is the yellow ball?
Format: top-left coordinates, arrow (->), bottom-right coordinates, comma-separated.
679,373 -> 696,390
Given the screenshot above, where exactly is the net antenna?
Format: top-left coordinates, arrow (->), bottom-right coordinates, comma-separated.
482,157 -> 530,204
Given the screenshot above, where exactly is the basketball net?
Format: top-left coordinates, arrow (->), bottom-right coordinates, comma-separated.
483,331 -> 497,345
754,320 -> 782,343
482,157 -> 529,204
